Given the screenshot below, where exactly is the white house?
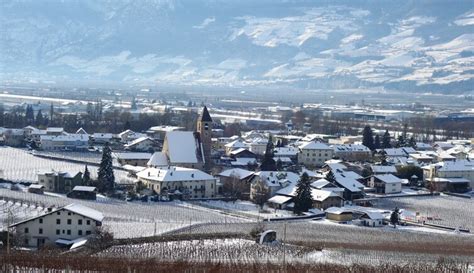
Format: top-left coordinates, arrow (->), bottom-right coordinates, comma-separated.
40,134 -> 89,151
124,137 -> 157,152
332,144 -> 371,161
118,129 -> 147,143
248,138 -> 268,155
225,139 -> 248,155
10,203 -> 103,248
249,171 -> 300,201
422,160 -> 474,189
369,174 -> 402,194
298,141 -> 334,167
136,166 -> 217,199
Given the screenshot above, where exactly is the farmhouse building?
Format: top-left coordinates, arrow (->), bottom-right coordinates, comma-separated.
10,204 -> 103,248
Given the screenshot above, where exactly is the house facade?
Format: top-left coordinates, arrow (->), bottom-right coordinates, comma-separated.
136,166 -> 217,199
298,142 -> 334,167
10,204 -> 103,248
38,171 -> 83,193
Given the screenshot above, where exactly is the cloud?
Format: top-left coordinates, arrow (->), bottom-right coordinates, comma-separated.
193,17 -> 216,29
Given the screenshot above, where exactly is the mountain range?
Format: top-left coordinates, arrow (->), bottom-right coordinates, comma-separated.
0,0 -> 473,93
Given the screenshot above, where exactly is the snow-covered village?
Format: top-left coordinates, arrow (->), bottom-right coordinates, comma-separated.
1,1 -> 474,272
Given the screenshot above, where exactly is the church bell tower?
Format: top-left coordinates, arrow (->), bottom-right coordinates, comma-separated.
197,106 -> 213,169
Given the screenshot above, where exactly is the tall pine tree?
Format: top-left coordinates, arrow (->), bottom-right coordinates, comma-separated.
374,134 -> 381,150
35,110 -> 44,128
382,130 -> 391,148
98,143 -> 115,193
25,105 -> 35,125
83,165 -> 91,186
362,125 -> 375,150
260,135 -> 276,171
293,172 -> 313,215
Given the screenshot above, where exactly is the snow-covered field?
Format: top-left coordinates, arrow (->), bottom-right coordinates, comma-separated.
375,195 -> 474,231
196,200 -> 294,219
0,147 -> 133,184
0,188 -> 248,238
97,238 -> 473,266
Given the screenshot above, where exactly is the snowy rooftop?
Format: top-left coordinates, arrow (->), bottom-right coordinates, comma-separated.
147,152 -> 169,167
276,184 -> 339,201
333,172 -> 364,192
374,174 -> 402,184
225,139 -> 248,148
299,141 -> 332,150
371,165 -> 397,174
218,168 -> 254,179
333,144 -> 370,152
64,203 -> 104,222
148,125 -> 184,132
165,131 -> 201,164
423,160 -> 474,172
137,166 -> 215,182
125,136 -> 154,147
254,171 -> 300,187
72,186 -> 97,192
114,152 -> 152,160
231,157 -> 257,166
267,195 -> 293,204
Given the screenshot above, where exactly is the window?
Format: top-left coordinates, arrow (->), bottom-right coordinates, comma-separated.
67,219 -> 72,225
39,218 -> 43,224
24,227 -> 29,234
57,212 -> 60,215
78,230 -> 83,236
56,229 -> 60,235
24,239 -> 29,245
39,228 -> 43,234
68,212 -> 71,216
78,219 -> 82,225
67,230 -> 71,235
62,230 -> 65,234
86,230 -> 91,235
86,220 -> 91,225
56,219 -> 61,225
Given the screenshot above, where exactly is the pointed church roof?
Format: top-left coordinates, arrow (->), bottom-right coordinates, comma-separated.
200,106 -> 213,122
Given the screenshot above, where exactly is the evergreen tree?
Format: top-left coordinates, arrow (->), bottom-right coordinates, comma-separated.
362,125 -> 375,150
326,170 -> 336,183
35,110 -> 44,128
83,165 -> 91,186
293,172 -> 313,215
374,134 -> 381,150
396,135 -> 405,148
390,207 -> 400,228
382,130 -> 391,149
408,136 -> 417,149
98,143 -> 115,193
25,105 -> 35,125
260,135 -> 276,171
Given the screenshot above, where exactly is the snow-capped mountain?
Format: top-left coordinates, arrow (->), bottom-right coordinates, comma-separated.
0,0 -> 473,92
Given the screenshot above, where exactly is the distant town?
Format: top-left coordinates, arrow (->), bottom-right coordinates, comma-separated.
0,89 -> 473,271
